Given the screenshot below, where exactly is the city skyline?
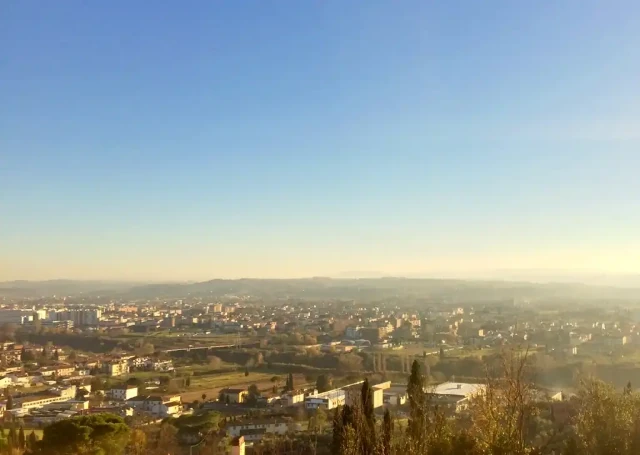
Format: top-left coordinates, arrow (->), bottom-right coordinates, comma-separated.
2,1 -> 640,281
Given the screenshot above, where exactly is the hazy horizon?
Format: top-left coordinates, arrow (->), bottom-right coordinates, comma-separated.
3,268 -> 640,287
2,1 -> 639,282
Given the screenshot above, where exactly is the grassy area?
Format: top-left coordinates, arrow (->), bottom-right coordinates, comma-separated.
190,371 -> 274,389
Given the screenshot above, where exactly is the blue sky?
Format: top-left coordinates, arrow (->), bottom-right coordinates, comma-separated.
1,1 -> 640,281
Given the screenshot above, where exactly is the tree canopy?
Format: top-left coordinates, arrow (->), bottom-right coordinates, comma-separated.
38,413 -> 130,455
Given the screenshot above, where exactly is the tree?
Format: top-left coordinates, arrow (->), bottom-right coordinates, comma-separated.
316,375 -> 332,393
208,355 -> 222,369
185,376 -> 191,387
382,409 -> 393,455
126,428 -> 147,455
468,347 -> 539,455
439,346 -> 445,360
287,373 -> 295,391
0,323 -> 17,341
27,431 -> 38,452
6,394 -> 13,411
37,413 -> 130,455
21,347 -> 35,362
18,426 -> 25,451
625,380 -> 632,395
148,423 -> 180,455
245,367 -> 250,377
338,353 -> 363,372
309,407 -> 328,434
360,379 -> 376,454
406,359 -> 426,450
90,376 -> 104,391
8,427 -> 17,448
202,393 -> 207,402
247,384 -> 261,406
569,377 -> 640,455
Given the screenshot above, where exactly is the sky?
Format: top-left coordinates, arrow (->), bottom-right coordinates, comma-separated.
1,1 -> 640,281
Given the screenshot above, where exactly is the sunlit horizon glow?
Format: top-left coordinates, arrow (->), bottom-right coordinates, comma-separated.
2,1 -> 639,281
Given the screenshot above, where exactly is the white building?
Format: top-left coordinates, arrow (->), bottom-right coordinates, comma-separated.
305,389 -> 346,410
282,392 -> 305,406
108,385 -> 139,401
428,382 -> 486,412
49,309 -> 102,326
226,419 -> 290,442
126,395 -> 182,417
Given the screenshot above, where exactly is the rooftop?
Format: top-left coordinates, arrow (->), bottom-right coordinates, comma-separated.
430,382 -> 486,398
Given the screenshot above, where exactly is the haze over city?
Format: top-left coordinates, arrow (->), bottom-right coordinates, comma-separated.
2,1 -> 640,282
5,3 -> 640,454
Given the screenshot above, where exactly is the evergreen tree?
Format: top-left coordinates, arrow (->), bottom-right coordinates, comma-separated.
382,408 -> 393,455
360,379 -> 376,455
27,431 -> 38,451
625,380 -> 632,395
8,426 -> 16,447
407,360 -> 428,452
18,426 -> 25,451
331,408 -> 344,455
244,367 -> 249,377
439,346 -> 445,360
287,372 -> 295,391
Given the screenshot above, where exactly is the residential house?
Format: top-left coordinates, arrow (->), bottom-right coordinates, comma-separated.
126,395 -> 183,417
226,418 -> 290,442
108,385 -> 138,401
104,360 -> 130,377
282,391 -> 305,406
54,364 -> 76,377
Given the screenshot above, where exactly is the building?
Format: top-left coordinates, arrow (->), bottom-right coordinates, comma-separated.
360,327 -> 386,343
345,326 -> 361,339
226,418 -> 290,442
282,391 -> 305,406
428,382 -> 486,412
231,436 -> 245,455
220,388 -> 248,404
381,384 -> 408,406
104,360 -> 130,377
0,310 -> 34,324
108,385 -> 139,401
147,359 -> 174,372
344,381 -> 390,409
54,365 -> 76,377
126,395 -> 183,417
305,389 -> 346,410
49,309 -> 102,326
18,386 -> 76,410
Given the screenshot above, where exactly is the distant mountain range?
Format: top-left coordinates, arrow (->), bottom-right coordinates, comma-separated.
331,270 -> 640,288
2,274 -> 640,301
